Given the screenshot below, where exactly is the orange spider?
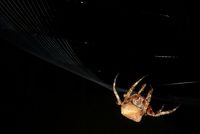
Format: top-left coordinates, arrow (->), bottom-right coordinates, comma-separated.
113,74 -> 179,122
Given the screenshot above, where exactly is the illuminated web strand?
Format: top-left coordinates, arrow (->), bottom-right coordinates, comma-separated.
56,38 -> 80,65
56,38 -> 77,65
38,36 -> 76,66
3,0 -> 55,34
5,32 -> 113,91
7,0 -> 35,32
43,0 -> 54,14
0,1 -> 27,31
27,0 -> 46,31
48,37 -> 76,65
20,0 -> 41,32
62,39 -> 82,65
59,39 -> 101,80
39,36 -> 63,61
0,6 -> 22,31
39,0 -> 56,33
47,37 -> 77,65
34,0 -> 52,30
42,36 -> 70,64
159,81 -> 200,86
22,0 -> 41,25
35,0 -> 49,21
26,0 -> 51,34
36,35 -> 63,62
35,36 -> 105,87
44,36 -> 65,61
49,38 -> 72,63
28,0 -> 50,34
49,37 -> 76,64
39,0 -> 53,21
14,0 -> 38,32
4,0 -> 28,28
43,0 -> 56,22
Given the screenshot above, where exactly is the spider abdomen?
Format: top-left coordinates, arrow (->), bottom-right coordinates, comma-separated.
121,102 -> 145,122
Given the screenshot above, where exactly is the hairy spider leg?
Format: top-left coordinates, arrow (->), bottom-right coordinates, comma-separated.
138,83 -> 147,94
146,86 -> 154,103
126,75 -> 147,97
113,74 -> 122,105
147,105 -> 179,117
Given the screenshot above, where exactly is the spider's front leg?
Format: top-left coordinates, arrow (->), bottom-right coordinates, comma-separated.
126,75 -> 147,97
113,74 -> 122,105
146,86 -> 153,103
146,105 -> 179,117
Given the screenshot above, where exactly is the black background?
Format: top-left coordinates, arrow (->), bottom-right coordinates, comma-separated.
1,0 -> 200,134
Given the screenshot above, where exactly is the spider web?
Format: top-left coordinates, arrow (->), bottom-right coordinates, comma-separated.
0,0 -> 200,105
0,0 -> 120,92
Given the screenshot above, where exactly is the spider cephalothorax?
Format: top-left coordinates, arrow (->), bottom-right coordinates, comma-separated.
113,74 -> 179,122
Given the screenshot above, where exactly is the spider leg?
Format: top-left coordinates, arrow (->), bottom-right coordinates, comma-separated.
146,86 -> 154,103
126,75 -> 147,97
113,74 -> 122,105
138,83 -> 147,94
158,105 -> 165,112
147,105 -> 179,117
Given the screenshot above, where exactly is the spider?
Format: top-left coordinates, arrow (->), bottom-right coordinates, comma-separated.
112,74 -> 179,122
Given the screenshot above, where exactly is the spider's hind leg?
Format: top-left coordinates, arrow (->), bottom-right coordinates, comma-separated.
147,105 -> 179,117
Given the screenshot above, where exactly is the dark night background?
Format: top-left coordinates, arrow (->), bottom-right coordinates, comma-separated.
1,0 -> 200,134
